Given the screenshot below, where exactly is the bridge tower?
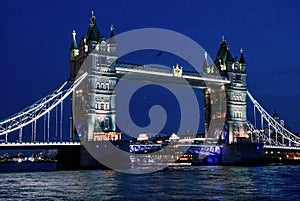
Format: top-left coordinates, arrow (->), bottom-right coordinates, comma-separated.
205,37 -> 249,144
69,12 -> 120,141
225,48 -> 248,144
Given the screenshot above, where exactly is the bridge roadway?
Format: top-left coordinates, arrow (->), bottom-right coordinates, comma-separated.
130,143 -> 300,152
0,142 -> 81,150
1,140 -> 300,152
1,141 -> 300,150
264,145 -> 300,150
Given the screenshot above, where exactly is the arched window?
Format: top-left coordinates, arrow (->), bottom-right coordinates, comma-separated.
96,82 -> 100,89
106,83 -> 109,90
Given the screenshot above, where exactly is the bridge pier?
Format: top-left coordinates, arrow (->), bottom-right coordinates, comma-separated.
56,141 -> 130,170
79,144 -> 111,169
79,141 -> 131,170
221,143 -> 265,165
56,146 -> 80,170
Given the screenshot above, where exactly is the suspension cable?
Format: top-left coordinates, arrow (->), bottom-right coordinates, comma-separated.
0,72 -> 87,138
60,99 -> 63,142
55,106 -> 58,142
247,91 -> 300,145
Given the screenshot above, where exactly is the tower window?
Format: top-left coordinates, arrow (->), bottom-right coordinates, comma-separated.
96,82 -> 100,89
234,112 -> 242,118
100,120 -> 104,128
105,118 -> 109,129
100,103 -> 104,110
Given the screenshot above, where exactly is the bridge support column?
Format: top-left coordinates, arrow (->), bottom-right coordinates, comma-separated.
79,141 -> 130,170
221,143 -> 265,164
56,146 -> 81,170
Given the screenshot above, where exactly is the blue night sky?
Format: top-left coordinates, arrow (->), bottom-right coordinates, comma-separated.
1,0 -> 300,135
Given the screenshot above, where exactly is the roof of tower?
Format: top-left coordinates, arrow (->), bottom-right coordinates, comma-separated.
226,47 -> 234,62
215,36 -> 228,65
70,30 -> 78,50
108,25 -> 116,44
85,11 -> 103,42
239,48 -> 246,64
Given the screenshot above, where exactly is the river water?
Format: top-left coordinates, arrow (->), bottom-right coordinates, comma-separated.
0,165 -> 299,201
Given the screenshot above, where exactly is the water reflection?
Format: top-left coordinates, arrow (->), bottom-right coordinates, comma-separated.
0,166 -> 300,200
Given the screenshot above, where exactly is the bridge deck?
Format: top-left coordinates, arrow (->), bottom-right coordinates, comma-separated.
0,142 -> 81,150
264,145 -> 300,150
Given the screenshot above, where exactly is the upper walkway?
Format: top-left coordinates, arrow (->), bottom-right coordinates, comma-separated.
116,62 -> 230,88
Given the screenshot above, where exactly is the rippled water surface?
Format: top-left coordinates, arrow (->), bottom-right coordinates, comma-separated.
1,165 -> 300,200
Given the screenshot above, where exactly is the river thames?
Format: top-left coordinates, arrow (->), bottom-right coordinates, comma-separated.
0,165 -> 299,200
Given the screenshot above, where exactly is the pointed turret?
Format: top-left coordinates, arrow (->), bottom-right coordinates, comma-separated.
108,25 -> 116,44
107,25 -> 117,70
216,36 -> 228,62
226,47 -> 233,63
203,51 -> 209,69
215,36 -> 229,71
70,30 -> 78,50
86,11 -> 103,42
70,30 -> 79,58
226,47 -> 233,72
107,25 -> 117,56
239,48 -> 246,72
239,48 -> 246,64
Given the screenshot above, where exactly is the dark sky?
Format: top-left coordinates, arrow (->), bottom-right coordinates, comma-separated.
1,0 -> 300,134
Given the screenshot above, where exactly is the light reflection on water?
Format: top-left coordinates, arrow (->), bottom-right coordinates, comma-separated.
0,165 -> 300,200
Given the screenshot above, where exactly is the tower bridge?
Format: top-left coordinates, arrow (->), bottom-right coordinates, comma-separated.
1,12 -> 300,168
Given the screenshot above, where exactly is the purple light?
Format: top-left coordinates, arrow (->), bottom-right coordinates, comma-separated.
104,144 -> 107,148
96,144 -> 99,148
256,146 -> 260,150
